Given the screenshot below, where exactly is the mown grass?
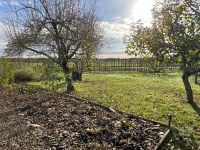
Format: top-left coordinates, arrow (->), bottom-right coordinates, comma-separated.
70,71 -> 200,147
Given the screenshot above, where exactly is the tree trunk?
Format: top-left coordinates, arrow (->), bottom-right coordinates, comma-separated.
182,71 -> 194,104
195,73 -> 198,84
62,63 -> 75,93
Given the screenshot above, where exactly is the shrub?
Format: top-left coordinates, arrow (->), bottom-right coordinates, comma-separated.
0,59 -> 14,86
41,62 -> 64,91
14,68 -> 39,83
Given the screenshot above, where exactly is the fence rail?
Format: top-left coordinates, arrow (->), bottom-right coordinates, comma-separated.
87,58 -> 181,72
1,58 -> 182,72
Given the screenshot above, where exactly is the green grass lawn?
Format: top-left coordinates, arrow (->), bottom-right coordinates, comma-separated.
70,71 -> 200,146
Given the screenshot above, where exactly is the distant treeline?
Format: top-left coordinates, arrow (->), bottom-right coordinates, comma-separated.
0,57 -> 51,63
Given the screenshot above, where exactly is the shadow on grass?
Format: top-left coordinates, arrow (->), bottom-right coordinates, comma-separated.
189,101 -> 200,116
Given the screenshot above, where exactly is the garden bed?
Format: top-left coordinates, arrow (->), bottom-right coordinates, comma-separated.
0,87 -> 170,149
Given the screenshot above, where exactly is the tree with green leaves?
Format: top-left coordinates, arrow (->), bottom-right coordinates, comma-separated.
124,0 -> 200,103
4,0 -> 102,93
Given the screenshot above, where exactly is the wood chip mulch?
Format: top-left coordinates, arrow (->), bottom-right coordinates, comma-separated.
0,87 -> 167,150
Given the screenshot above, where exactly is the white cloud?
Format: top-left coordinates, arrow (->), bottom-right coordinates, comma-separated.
98,53 -> 132,59
101,17 -> 130,38
100,16 -> 131,56
113,16 -> 132,24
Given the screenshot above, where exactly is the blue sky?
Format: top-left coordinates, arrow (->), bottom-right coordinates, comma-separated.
0,0 -> 156,58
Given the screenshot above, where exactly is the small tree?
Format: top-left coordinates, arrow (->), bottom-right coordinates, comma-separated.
124,0 -> 200,103
3,0 -> 102,93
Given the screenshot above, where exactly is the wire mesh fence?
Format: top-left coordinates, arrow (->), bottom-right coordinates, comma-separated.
86,58 -> 181,72
1,58 -> 182,73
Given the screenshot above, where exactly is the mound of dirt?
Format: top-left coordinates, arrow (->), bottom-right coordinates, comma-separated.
0,87 -> 168,150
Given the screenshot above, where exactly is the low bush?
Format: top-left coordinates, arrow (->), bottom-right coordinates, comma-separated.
0,60 -> 14,86
14,68 -> 39,83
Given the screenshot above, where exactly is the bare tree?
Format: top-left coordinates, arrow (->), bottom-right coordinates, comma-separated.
4,0 -> 103,93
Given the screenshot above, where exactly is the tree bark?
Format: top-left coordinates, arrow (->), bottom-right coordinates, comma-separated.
195,73 -> 198,84
62,63 -> 75,93
182,71 -> 194,104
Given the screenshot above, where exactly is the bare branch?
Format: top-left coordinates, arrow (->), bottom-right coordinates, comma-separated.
68,42 -> 82,59
3,0 -> 103,68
